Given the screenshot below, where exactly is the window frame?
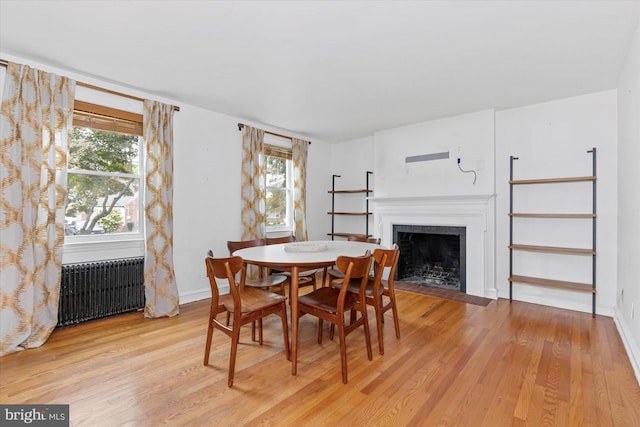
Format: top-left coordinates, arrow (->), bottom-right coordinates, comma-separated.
62,97 -> 146,264
264,136 -> 294,234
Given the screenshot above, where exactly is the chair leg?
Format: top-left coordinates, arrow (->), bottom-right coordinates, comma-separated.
258,318 -> 264,345
228,325 -> 242,387
317,319 -> 324,344
361,305 -> 373,361
203,322 -> 214,365
338,322 -> 348,384
374,300 -> 385,355
279,303 -> 291,360
251,321 -> 256,342
390,296 -> 401,338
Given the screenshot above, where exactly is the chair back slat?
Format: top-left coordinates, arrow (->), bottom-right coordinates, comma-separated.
227,238 -> 266,255
335,252 -> 372,312
205,255 -> 244,312
266,235 -> 295,245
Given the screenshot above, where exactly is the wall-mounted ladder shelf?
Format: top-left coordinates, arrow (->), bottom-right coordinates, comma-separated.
508,148 -> 597,317
327,171 -> 373,240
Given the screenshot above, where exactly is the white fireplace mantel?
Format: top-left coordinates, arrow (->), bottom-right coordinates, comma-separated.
371,194 -> 497,299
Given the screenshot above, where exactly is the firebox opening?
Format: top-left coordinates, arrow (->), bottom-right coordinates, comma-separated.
393,225 -> 466,293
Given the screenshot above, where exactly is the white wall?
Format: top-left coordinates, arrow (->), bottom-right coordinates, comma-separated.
495,91 -> 618,316
616,6 -> 640,381
373,110 -> 496,198
171,105 -> 242,302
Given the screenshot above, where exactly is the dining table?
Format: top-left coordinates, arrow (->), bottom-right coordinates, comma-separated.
232,239 -> 380,375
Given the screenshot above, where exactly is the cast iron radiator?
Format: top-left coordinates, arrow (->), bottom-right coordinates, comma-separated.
58,257 -> 145,326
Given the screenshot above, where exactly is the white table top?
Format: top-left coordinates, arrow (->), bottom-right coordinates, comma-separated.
232,240 -> 380,268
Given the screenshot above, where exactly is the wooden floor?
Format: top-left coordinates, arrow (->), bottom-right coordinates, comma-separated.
1,290 -> 639,426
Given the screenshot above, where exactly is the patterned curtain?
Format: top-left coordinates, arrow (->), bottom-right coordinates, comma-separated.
240,125 -> 266,240
0,62 -> 75,355
292,138 -> 309,241
143,100 -> 179,318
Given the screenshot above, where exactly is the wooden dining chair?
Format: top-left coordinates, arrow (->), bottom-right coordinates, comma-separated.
324,235 -> 381,285
204,254 -> 290,387
265,235 -> 318,297
297,252 -> 373,384
332,244 -> 401,355
227,239 -> 287,295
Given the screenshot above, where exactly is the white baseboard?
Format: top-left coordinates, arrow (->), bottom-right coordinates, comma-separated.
614,308 -> 640,386
483,287 -> 498,300
496,289 -> 614,317
178,286 -> 220,305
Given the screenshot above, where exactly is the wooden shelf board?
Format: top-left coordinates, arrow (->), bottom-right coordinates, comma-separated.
327,212 -> 371,216
327,233 -> 372,238
328,189 -> 372,194
510,176 -> 596,185
509,275 -> 595,293
509,244 -> 596,255
509,213 -> 596,218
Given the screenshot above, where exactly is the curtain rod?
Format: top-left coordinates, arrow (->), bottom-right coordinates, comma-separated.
237,123 -> 311,144
0,59 -> 180,112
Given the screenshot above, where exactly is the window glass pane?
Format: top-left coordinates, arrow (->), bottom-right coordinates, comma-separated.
66,174 -> 139,235
266,188 -> 288,227
70,127 -> 139,174
65,127 -> 141,236
265,155 -> 292,229
266,155 -> 286,189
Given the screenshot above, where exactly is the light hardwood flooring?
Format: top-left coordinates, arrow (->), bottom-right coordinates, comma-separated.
1,290 -> 639,426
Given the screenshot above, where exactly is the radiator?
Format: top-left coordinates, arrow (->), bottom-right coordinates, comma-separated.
58,257 -> 145,326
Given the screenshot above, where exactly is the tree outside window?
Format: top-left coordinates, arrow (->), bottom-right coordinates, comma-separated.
265,153 -> 292,230
65,126 -> 141,237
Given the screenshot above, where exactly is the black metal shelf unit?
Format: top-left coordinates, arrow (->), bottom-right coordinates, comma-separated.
508,148 -> 597,317
327,171 -> 373,240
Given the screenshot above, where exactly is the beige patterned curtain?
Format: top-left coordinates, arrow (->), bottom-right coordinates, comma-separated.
143,100 -> 179,318
0,62 -> 75,355
240,125 -> 266,240
292,138 -> 309,241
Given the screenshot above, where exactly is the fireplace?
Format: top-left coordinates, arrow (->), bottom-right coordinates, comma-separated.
393,225 -> 466,292
371,194 -> 497,299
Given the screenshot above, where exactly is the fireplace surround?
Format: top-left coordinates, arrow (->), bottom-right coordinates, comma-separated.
372,195 -> 496,299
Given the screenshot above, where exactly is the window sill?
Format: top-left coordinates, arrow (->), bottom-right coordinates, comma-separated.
266,227 -> 294,238
62,237 -> 145,264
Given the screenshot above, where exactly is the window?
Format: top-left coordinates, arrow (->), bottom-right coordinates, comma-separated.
265,143 -> 293,232
65,101 -> 143,239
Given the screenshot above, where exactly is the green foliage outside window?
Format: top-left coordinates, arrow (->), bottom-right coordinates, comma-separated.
98,209 -> 124,234
66,127 -> 139,235
265,155 -> 289,227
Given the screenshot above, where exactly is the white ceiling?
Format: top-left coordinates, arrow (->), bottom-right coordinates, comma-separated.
1,1 -> 638,142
